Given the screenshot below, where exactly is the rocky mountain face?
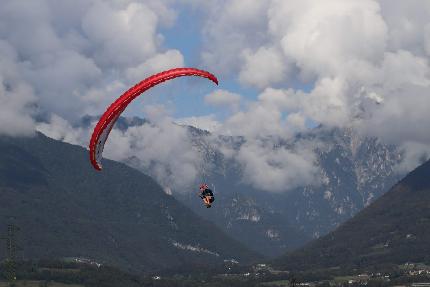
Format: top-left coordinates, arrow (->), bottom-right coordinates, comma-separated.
275,158 -> 430,270
282,127 -> 403,237
0,133 -> 260,274
176,126 -> 404,257
73,117 -> 405,258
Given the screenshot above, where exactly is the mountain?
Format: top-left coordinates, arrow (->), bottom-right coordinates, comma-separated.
274,158 -> 430,271
0,133 -> 260,274
78,115 -> 149,132
175,126 -> 403,257
282,127 -> 402,237
79,116 -> 403,258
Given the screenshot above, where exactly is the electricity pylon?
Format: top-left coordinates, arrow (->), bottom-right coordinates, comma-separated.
1,222 -> 20,283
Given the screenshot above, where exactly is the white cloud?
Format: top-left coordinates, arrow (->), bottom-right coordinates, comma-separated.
234,138 -> 321,191
126,50 -> 184,82
194,0 -> 430,181
239,46 -> 289,89
380,50 -> 430,88
275,0 -> 387,78
197,1 -> 430,132
104,119 -> 203,190
222,104 -> 284,139
359,84 -> 430,145
199,0 -> 270,74
142,104 -> 173,122
27,49 -> 103,120
394,141 -> 430,174
300,77 -> 350,127
0,79 -> 36,137
81,1 -> 160,68
174,115 -> 221,132
379,0 -> 430,56
3,0 -> 430,192
286,112 -> 306,130
0,40 -> 36,136
424,24 -> 430,56
0,0 -> 203,191
0,0 -> 183,123
36,114 -> 88,145
204,89 -> 242,111
37,113 -> 202,191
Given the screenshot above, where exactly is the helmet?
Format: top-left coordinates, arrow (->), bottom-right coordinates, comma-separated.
199,183 -> 209,190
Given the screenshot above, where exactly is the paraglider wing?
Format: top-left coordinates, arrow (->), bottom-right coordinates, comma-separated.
89,68 -> 218,171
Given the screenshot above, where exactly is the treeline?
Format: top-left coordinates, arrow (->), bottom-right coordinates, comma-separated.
4,259 -> 428,287
0,259 -> 144,287
0,259 -> 268,287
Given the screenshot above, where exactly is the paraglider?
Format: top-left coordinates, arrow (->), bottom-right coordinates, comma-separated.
89,68 -> 218,171
198,183 -> 215,208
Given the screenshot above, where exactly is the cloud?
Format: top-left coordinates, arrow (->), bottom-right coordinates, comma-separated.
425,24 -> 430,56
239,46 -> 289,89
358,84 -> 430,145
37,113 -> 202,191
193,0 -> 430,181
105,119 -> 203,190
223,104 -> 285,139
142,104 -> 173,122
174,115 -> 221,132
197,1 -> 430,132
395,141 -> 430,174
3,0 -> 430,192
199,0 -> 271,74
379,0 -> 430,56
275,0 -> 387,78
197,0 -> 391,130
0,0 -> 201,191
0,0 -> 183,123
126,50 -> 184,82
81,1 -> 163,68
204,89 -> 242,111
286,112 -> 306,130
233,138 -> 321,191
0,40 -> 36,136
36,114 -> 88,145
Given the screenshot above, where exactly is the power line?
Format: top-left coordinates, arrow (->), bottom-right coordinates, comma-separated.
1,221 -> 20,283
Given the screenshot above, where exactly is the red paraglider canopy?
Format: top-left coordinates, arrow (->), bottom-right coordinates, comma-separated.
89,67 -> 218,171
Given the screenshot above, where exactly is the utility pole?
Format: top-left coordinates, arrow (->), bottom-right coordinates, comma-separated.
1,221 -> 20,283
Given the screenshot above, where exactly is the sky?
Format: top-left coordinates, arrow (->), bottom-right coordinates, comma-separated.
1,0 -> 430,192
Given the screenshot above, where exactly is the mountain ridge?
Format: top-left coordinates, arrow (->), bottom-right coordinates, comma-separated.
68,116 -> 405,257
274,158 -> 430,270
0,132 -> 261,274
